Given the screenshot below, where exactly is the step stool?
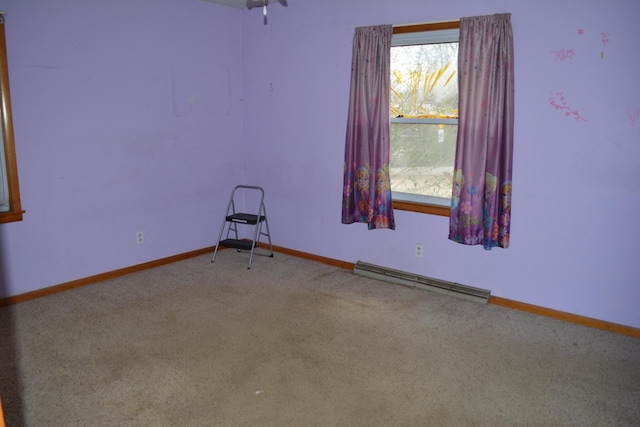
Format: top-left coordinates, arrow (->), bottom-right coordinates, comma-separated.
211,185 -> 274,269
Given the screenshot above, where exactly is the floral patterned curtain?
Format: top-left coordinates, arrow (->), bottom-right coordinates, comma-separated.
449,14 -> 514,249
342,25 -> 395,230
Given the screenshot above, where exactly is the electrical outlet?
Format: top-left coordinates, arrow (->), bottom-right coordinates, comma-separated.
415,243 -> 423,258
136,231 -> 144,244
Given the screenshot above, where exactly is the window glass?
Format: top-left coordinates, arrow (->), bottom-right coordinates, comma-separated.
390,26 -> 458,212
0,129 -> 9,212
390,122 -> 457,200
390,42 -> 458,119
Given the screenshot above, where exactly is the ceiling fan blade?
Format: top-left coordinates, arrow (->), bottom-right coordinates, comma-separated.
247,0 -> 287,10
246,0 -> 262,10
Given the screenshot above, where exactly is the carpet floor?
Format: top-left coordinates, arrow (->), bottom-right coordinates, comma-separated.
1,249 -> 639,426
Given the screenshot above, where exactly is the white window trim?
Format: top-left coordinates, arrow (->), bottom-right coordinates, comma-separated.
391,191 -> 451,208
391,28 -> 459,47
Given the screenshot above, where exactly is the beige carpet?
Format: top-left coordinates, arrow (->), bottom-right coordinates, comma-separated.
1,249 -> 639,426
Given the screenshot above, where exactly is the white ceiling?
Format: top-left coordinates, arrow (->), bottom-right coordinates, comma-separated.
199,0 -> 287,9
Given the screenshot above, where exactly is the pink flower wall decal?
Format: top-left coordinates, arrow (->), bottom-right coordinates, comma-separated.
549,91 -> 587,122
550,48 -> 576,61
627,108 -> 640,125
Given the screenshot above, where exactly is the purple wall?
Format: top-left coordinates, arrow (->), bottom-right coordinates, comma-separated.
241,0 -> 640,328
1,0 -> 639,329
0,0 -> 244,295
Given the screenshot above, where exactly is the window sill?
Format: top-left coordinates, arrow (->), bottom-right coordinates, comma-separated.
0,209 -> 24,224
392,200 -> 450,217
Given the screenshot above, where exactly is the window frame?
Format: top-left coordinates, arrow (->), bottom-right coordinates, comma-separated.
391,21 -> 459,217
0,12 -> 23,224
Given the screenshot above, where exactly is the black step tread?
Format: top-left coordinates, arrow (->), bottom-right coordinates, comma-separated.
225,213 -> 265,224
219,239 -> 259,250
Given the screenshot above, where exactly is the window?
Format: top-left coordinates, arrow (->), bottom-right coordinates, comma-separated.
0,12 -> 23,224
390,22 -> 459,216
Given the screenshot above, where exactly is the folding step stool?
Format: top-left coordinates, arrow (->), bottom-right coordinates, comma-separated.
211,185 -> 274,269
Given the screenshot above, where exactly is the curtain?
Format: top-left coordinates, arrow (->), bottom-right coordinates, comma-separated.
449,14 -> 514,249
342,25 -> 395,230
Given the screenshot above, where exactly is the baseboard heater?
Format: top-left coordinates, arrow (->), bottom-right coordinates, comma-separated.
353,261 -> 490,304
